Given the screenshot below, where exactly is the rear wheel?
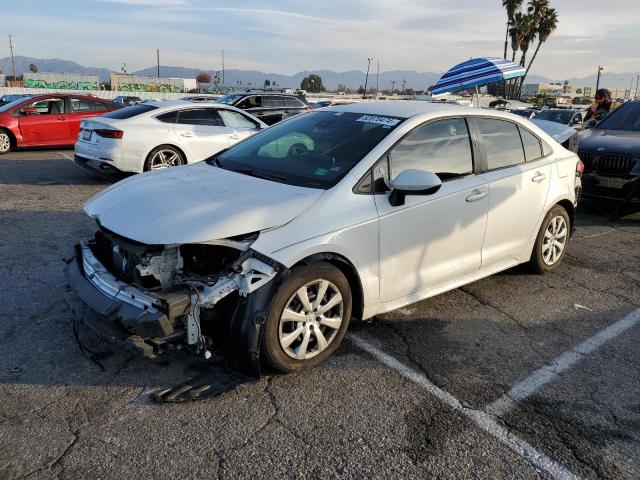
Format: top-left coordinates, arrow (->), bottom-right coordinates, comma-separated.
144,145 -> 185,171
0,130 -> 12,154
262,262 -> 352,373
529,205 -> 570,273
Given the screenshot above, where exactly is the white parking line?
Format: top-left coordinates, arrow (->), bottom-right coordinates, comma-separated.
58,152 -> 74,160
351,334 -> 582,480
486,308 -> 640,416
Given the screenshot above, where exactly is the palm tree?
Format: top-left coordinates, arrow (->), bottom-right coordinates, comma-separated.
517,8 -> 558,97
502,0 -> 523,59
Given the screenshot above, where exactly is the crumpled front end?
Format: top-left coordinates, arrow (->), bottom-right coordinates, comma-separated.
63,227 -> 285,376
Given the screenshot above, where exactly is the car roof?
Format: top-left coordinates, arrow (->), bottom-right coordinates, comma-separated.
138,99 -> 265,119
328,101 -> 496,119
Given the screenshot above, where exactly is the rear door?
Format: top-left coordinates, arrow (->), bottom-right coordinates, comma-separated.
217,109 -> 261,145
471,117 -> 552,267
67,97 -> 112,143
172,107 -> 230,161
17,97 -> 69,145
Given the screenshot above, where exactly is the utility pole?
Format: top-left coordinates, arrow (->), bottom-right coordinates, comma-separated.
391,80 -> 396,95
8,35 -> 16,81
595,65 -> 604,93
156,49 -> 160,78
375,59 -> 379,97
401,77 -> 406,95
221,49 -> 225,85
635,74 -> 639,99
363,58 -> 372,99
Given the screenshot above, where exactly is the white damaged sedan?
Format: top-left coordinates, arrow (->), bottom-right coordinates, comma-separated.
65,102 -> 582,375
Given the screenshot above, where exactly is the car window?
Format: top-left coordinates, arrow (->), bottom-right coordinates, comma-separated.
476,118 -> 525,170
218,110 -> 258,129
212,111 -> 403,189
596,101 -> 640,131
217,93 -> 245,105
284,97 -> 304,108
25,98 -> 65,115
70,98 -> 108,112
156,111 -> 179,124
388,118 -> 473,181
237,96 -> 261,109
519,127 -> 543,161
177,108 -> 223,126
102,104 -> 157,119
263,96 -> 285,108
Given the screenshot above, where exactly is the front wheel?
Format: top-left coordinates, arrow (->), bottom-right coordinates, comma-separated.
0,130 -> 12,154
262,262 -> 352,373
529,205 -> 570,273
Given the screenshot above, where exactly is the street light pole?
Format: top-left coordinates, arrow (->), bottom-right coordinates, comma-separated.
391,80 -> 396,95
635,74 -> 639,99
363,58 -> 372,99
595,65 -> 603,93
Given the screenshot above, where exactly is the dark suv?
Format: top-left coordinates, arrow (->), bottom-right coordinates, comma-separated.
578,100 -> 640,202
217,92 -> 311,125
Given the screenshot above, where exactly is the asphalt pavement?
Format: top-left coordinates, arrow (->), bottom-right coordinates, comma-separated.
1,149 -> 639,479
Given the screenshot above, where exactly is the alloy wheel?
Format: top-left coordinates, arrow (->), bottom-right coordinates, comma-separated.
542,215 -> 568,266
278,279 -> 344,360
150,149 -> 181,170
0,133 -> 10,153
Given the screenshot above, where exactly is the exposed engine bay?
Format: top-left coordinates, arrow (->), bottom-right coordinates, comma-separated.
64,225 -> 285,381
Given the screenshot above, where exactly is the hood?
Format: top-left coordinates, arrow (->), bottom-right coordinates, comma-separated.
531,119 -> 575,144
578,128 -> 640,156
84,162 -> 323,245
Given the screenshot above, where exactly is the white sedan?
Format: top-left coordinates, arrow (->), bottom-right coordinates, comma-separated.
74,100 -> 267,174
65,102 -> 581,378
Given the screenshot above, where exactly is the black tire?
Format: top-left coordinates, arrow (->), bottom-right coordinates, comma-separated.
144,145 -> 185,171
529,204 -> 571,274
0,129 -> 12,155
262,262 -> 352,373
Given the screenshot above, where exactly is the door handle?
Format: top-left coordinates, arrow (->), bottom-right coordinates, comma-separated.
58,117 -> 68,120
466,191 -> 487,202
228,134 -> 242,140
179,132 -> 194,137
531,172 -> 547,183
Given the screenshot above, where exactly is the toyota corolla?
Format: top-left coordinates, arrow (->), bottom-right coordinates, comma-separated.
64,102 -> 582,376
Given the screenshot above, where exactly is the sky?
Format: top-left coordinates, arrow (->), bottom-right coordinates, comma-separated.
1,0 -> 638,78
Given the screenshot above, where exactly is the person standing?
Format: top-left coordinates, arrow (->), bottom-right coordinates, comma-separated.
584,88 -> 619,124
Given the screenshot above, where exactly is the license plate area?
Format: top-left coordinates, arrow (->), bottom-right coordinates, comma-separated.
81,129 -> 92,141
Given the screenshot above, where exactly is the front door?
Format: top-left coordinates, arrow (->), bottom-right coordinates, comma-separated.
374,117 -> 489,303
172,107 -> 231,162
472,118 -> 552,267
18,97 -> 69,146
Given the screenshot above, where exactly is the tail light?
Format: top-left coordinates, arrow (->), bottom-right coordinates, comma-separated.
304,106 -> 313,111
95,129 -> 123,139
576,159 -> 585,176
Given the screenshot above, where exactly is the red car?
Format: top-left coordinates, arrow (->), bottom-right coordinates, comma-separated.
0,93 -> 119,154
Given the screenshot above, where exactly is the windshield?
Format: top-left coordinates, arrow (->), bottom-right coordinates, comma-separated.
209,111 -> 404,188
0,98 -> 28,112
217,93 -> 244,105
534,110 -> 573,124
596,102 -> 640,131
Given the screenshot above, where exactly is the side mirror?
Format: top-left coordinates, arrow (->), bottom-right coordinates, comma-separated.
20,107 -> 38,115
388,169 -> 442,207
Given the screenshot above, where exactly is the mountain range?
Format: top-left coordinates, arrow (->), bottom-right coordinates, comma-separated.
0,56 -> 636,91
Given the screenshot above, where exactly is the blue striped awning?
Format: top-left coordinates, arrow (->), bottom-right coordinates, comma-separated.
431,57 -> 525,95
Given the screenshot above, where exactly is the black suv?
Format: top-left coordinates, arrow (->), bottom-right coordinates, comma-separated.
217,92 -> 311,125
578,100 -> 640,202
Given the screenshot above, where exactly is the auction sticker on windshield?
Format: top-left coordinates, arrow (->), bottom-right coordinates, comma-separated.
356,115 -> 401,127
